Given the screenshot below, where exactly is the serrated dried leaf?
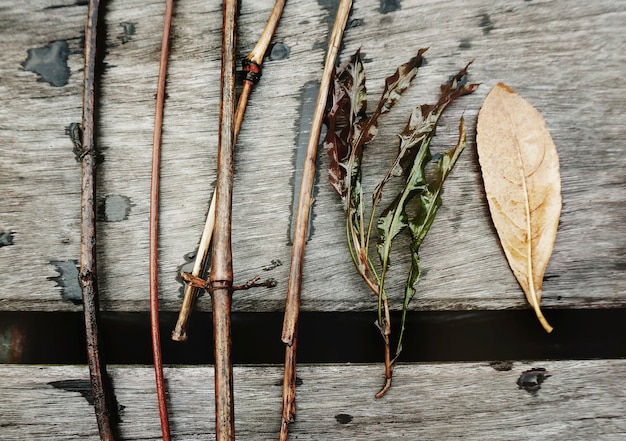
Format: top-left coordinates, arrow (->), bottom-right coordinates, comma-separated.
373,62 -> 479,206
377,117 -> 468,292
376,63 -> 478,270
476,83 -> 561,333
376,70 -> 475,358
325,49 -> 426,206
325,50 -> 367,202
395,118 -> 467,352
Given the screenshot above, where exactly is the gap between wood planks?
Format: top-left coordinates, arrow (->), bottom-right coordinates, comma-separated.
1,309 -> 624,364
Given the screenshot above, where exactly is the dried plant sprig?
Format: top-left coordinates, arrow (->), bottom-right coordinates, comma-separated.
149,0 -> 175,439
78,1 -> 118,439
279,1 -> 352,439
325,55 -> 478,398
172,0 -> 287,343
374,64 -> 478,396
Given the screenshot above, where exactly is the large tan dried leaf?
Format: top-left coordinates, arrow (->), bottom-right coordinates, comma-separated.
477,83 -> 561,333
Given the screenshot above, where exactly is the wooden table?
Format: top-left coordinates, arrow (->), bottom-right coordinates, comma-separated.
1,0 -> 624,439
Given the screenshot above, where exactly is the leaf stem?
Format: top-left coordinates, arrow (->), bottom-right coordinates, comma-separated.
149,0 -> 175,439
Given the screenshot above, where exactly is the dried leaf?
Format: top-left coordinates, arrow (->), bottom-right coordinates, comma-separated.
378,117 -> 470,357
325,50 -> 367,201
476,83 -> 561,333
376,64 -> 479,276
325,49 -> 427,206
373,62 -> 479,206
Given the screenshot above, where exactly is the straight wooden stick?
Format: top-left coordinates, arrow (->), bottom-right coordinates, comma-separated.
172,0 -> 287,342
280,1 -> 352,439
79,0 -> 117,439
149,0 -> 175,440
211,1 -> 238,439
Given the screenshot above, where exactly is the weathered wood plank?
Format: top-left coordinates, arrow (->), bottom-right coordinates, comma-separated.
0,361 -> 624,440
0,0 -> 624,312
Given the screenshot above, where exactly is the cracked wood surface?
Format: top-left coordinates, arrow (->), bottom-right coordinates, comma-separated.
0,0 -> 624,314
1,361 -> 625,440
0,2 -> 624,439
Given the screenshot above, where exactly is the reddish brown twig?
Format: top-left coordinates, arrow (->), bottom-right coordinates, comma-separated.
210,1 -> 238,439
149,0 -> 175,439
79,0 -> 117,439
280,1 -> 352,439
172,0 -> 287,342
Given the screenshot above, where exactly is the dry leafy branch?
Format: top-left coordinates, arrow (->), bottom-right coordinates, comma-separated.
325,53 -> 478,397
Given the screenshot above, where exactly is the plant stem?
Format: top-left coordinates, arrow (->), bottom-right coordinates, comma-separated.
172,0 -> 287,343
247,0 -> 286,65
375,295 -> 393,398
211,1 -> 238,439
79,1 -> 117,439
280,1 -> 352,439
149,0 -> 175,440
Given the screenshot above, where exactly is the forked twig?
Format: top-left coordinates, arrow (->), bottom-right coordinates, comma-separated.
280,1 -> 352,439
181,272 -> 277,291
211,1 -> 238,439
79,0 -> 118,439
172,0 -> 287,342
149,0 -> 175,439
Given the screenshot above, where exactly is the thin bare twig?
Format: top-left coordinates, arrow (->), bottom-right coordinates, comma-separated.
149,0 -> 175,439
280,1 -> 352,439
211,1 -> 238,439
181,272 -> 277,291
79,0 -> 117,439
172,0 -> 287,342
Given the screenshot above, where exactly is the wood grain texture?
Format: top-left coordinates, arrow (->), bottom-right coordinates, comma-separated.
0,0 -> 624,312
0,361 -> 624,440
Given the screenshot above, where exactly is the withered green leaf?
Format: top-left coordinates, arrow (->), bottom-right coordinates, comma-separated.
325,48 -> 427,282
376,66 -> 477,357
373,63 -> 478,206
325,49 -> 427,207
325,51 -> 476,396
399,118 -> 468,352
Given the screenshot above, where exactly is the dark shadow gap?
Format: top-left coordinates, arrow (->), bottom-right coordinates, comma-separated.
1,309 -> 625,364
